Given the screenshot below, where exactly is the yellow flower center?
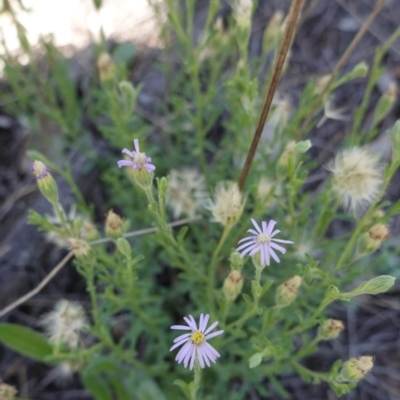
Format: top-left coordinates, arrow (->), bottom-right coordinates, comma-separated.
256,233 -> 271,245
191,330 -> 205,346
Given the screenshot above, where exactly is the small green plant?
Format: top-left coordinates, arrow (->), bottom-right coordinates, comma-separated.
0,0 -> 400,399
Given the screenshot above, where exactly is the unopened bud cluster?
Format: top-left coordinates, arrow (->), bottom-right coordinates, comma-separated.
105,210 -> 124,239
358,223 -> 389,254
223,269 -> 244,302
318,319 -> 344,340
340,356 -> 374,382
97,52 -> 116,82
0,382 -> 17,400
31,160 -> 59,205
68,238 -> 91,258
275,275 -> 302,308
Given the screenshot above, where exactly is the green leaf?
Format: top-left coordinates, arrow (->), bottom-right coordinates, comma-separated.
248,352 -> 263,369
0,323 -> 53,362
82,373 -> 113,400
173,379 -> 191,399
137,379 -> 167,400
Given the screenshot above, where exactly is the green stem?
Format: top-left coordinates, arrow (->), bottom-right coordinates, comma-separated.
207,225 -> 232,316
190,361 -> 201,400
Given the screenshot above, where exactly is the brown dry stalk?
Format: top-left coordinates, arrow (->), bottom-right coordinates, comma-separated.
238,0 -> 306,191
296,0 -> 386,139
0,251 -> 74,318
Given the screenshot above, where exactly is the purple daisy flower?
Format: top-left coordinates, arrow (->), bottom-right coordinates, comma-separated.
117,138 -> 155,173
237,218 -> 293,267
170,314 -> 224,370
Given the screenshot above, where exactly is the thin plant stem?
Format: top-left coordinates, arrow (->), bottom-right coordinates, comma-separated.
0,251 -> 74,318
238,0 -> 306,191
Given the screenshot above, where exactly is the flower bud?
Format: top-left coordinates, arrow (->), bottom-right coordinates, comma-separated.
223,270 -> 244,302
315,74 -> 332,95
105,210 -> 124,239
263,11 -> 284,53
318,319 -> 344,340
97,52 -> 115,82
0,382 -> 17,400
229,251 -> 244,270
373,82 -> 397,126
350,61 -> 368,79
68,238 -> 91,258
31,161 -> 59,205
275,275 -> 302,308
358,223 -> 389,254
116,238 -> 131,258
340,356 -> 374,382
277,141 -> 311,176
132,169 -> 154,190
341,275 -> 395,299
82,220 -> 99,241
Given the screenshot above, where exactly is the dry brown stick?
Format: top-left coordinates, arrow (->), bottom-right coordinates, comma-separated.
295,0 -> 386,140
0,251 -> 74,318
238,0 -> 306,191
0,216 -> 202,317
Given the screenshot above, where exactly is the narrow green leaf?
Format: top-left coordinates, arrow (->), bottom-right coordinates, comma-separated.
0,323 -> 52,362
82,373 -> 113,400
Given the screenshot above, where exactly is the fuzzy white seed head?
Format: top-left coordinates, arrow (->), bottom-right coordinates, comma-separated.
327,147 -> 382,212
206,181 -> 245,227
166,168 -> 207,219
40,300 -> 88,349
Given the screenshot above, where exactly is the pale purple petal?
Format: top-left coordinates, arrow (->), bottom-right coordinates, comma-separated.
117,160 -> 134,168
199,346 -> 211,367
260,244 -> 266,266
170,337 -> 190,351
205,330 -> 224,340
134,139 -> 140,153
238,236 -> 256,244
266,220 -> 277,235
204,342 -> 220,359
249,245 -> 261,257
188,315 -> 197,330
204,320 -> 219,335
251,218 -> 262,234
271,238 -> 294,244
183,343 -> 194,368
265,246 -> 270,266
184,316 -> 196,331
247,229 -> 259,235
238,244 -> 257,257
200,314 -> 209,332
176,341 -> 192,363
270,230 -> 281,237
262,221 -> 267,232
171,325 -> 192,331
269,242 -> 287,254
237,241 -> 256,252
173,333 -> 191,343
189,347 -> 197,370
144,163 -> 156,172
268,246 -> 281,263
122,148 -> 135,157
196,346 -> 205,369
